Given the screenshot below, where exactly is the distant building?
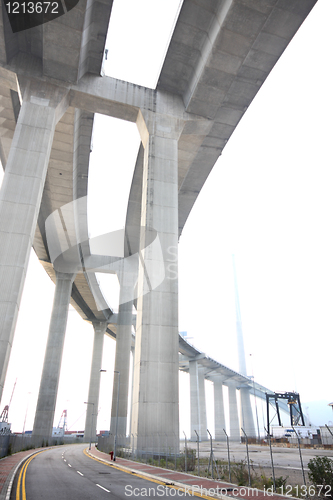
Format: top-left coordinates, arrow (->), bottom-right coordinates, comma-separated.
0,421 -> 11,434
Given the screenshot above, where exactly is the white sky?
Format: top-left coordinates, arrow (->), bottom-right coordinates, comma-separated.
1,0 -> 333,435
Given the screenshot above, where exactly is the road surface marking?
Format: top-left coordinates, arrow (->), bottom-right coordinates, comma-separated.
96,484 -> 110,492
84,448 -> 216,500
15,450 -> 46,500
77,471 -> 84,476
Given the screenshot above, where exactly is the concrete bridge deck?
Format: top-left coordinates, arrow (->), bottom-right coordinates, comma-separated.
0,0 -> 317,445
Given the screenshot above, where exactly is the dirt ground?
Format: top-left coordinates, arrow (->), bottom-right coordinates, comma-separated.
251,464 -> 309,489
184,440 -> 333,492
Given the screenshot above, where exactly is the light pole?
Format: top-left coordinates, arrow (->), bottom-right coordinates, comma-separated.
22,392 -> 32,435
84,401 -> 95,450
113,370 -> 120,461
249,353 -> 261,443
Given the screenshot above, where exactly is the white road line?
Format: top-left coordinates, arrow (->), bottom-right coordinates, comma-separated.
64,459 -> 67,462
96,484 -> 110,493
68,464 -> 72,468
77,471 -> 84,476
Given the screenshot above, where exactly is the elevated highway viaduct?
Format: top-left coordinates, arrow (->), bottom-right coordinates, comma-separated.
0,0 -> 316,448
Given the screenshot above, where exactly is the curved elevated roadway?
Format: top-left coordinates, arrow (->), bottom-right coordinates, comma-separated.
0,0 -> 317,398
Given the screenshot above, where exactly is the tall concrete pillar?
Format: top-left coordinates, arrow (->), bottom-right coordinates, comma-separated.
110,264 -> 134,441
0,81 -> 69,403
189,360 -> 200,441
228,381 -> 240,441
213,376 -> 226,441
131,110 -> 181,448
198,367 -> 208,440
84,321 -> 107,441
32,271 -> 75,442
239,387 -> 256,438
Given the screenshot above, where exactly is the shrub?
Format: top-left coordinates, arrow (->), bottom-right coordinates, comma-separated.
177,448 -> 196,471
308,456 -> 333,498
275,476 -> 288,489
232,460 -> 249,486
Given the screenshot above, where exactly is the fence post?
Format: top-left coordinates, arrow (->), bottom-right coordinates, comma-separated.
223,428 -> 231,483
194,429 -> 200,476
264,426 -> 276,492
152,434 -> 155,464
145,435 -> 148,464
165,433 -> 168,468
241,428 -> 251,487
292,427 -> 306,486
183,431 -> 187,473
207,429 -> 214,479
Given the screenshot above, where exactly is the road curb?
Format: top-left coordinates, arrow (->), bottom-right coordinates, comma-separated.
0,449 -> 42,500
85,448 -> 233,499
86,448 -> 301,500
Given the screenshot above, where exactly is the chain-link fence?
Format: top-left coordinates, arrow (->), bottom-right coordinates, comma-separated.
97,433 -> 181,468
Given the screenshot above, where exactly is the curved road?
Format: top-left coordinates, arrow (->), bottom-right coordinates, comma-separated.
11,444 -> 192,499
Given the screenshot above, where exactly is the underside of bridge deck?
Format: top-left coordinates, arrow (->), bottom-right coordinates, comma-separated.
0,0 -> 316,445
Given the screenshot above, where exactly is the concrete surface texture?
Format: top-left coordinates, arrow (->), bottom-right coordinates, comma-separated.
189,359 -> 201,441
198,366 -> 208,441
84,321 -> 107,440
110,263 -> 136,440
32,271 -> 75,442
0,82 -> 69,403
0,0 -> 318,446
228,381 -> 241,441
131,107 -> 181,444
213,376 -> 226,441
239,387 -> 257,438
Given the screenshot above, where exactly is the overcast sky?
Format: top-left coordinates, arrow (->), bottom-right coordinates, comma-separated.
1,0 -> 333,435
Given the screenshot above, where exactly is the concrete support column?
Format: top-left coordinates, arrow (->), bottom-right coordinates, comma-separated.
239,387 -> 256,438
189,360 -> 200,441
32,271 -> 75,442
213,376 -> 226,441
84,321 -> 107,441
228,381 -> 240,441
110,264 -> 134,442
198,367 -> 207,440
131,112 -> 180,448
0,82 -> 69,403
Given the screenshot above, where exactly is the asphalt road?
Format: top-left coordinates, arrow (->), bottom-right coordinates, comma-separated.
11,444 -> 192,499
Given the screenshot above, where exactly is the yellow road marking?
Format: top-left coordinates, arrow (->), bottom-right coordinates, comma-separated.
15,450 -> 46,500
84,448 -> 218,499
